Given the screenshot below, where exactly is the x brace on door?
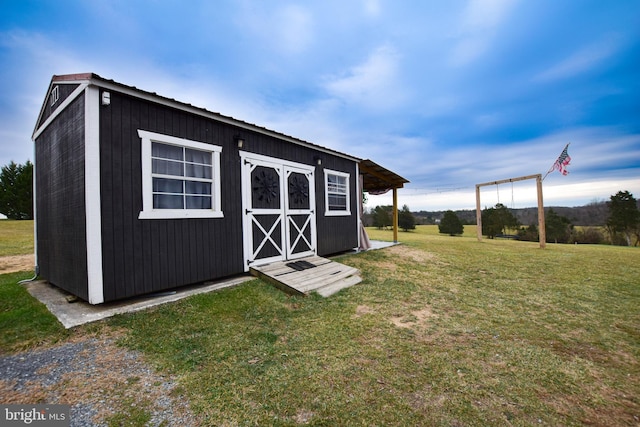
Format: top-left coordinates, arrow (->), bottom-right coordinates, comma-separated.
287,215 -> 313,255
251,215 -> 284,261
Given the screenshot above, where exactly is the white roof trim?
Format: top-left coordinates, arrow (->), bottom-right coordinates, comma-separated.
33,74 -> 359,162
91,77 -> 360,162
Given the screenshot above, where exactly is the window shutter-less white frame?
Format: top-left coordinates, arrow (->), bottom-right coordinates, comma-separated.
324,169 -> 351,216
138,130 -> 223,219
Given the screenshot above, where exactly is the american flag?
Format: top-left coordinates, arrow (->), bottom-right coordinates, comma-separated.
552,143 -> 571,175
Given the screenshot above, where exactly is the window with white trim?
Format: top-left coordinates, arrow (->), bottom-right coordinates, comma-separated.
138,130 -> 223,219
324,169 -> 351,216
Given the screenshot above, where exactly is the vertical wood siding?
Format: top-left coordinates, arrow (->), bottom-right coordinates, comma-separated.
35,95 -> 89,300
314,157 -> 359,256
99,91 -> 246,301
98,90 -> 358,301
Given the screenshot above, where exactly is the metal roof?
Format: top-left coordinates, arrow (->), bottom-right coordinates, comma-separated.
39,73 -> 409,190
44,73 -> 361,162
359,159 -> 409,193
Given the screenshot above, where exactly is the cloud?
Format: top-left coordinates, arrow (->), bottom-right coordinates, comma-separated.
368,126 -> 640,193
275,5 -> 314,54
256,98 -> 349,151
534,35 -> 621,82
0,30 -> 91,163
241,4 -> 314,56
449,0 -> 516,66
324,43 -> 406,109
2,1 -> 638,215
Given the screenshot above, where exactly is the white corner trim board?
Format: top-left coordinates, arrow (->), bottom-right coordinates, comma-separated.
85,86 -> 104,304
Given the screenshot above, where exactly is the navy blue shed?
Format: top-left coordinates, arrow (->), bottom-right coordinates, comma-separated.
32,73 -> 407,304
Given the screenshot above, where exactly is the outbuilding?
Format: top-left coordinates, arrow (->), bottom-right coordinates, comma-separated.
32,73 -> 407,304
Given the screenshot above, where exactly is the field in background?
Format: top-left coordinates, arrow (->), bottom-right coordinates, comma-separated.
1,222 -> 638,425
0,220 -> 34,257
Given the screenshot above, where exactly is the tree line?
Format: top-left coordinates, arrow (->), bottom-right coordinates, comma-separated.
477,190 -> 640,246
413,202 -> 624,227
364,190 -> 640,246
369,205 -> 416,231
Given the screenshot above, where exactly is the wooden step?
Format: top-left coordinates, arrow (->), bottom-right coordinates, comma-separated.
315,274 -> 362,297
295,265 -> 360,293
249,255 -> 361,297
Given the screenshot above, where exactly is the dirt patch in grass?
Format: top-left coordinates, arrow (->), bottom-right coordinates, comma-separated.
353,305 -> 375,318
370,259 -> 399,273
387,245 -> 438,264
294,409 -> 315,424
390,306 -> 437,329
0,254 -> 34,274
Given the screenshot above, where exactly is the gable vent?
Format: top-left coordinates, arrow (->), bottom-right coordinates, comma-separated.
50,86 -> 59,106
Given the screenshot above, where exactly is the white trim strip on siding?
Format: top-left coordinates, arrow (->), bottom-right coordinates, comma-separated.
85,86 -> 104,304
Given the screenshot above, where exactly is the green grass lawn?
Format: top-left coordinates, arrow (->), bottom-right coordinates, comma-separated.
0,220 -> 34,256
1,225 -> 638,425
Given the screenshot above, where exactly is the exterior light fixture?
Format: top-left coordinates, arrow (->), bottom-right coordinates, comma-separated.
314,155 -> 322,166
235,135 -> 244,148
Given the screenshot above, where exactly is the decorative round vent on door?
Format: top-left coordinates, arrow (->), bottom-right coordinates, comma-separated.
288,173 -> 309,209
252,167 -> 280,208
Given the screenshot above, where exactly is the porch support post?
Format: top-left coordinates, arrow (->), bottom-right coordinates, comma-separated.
393,187 -> 399,243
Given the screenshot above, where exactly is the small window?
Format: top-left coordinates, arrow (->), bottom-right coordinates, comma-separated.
138,130 -> 223,219
324,169 -> 351,216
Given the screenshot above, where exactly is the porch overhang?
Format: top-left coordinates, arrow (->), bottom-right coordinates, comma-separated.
359,159 -> 409,194
358,159 -> 410,243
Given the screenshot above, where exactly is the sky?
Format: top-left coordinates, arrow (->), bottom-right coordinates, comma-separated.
1,0 -> 639,212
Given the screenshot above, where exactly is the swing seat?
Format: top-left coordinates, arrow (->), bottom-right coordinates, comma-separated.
495,234 -> 519,240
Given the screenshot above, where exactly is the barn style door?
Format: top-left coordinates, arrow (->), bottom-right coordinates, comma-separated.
284,165 -> 316,260
240,153 -> 316,270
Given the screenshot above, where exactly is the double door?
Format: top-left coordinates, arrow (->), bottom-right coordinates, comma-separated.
240,153 -> 316,270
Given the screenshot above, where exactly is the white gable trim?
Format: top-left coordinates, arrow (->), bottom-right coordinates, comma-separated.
32,83 -> 88,140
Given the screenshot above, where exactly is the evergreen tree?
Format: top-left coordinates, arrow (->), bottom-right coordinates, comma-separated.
0,160 -> 33,220
398,204 -> 416,231
481,207 -> 501,238
570,227 -> 604,244
481,203 -> 518,238
517,224 -> 538,242
545,208 -> 571,243
438,210 -> 464,236
372,205 -> 392,229
607,191 -> 640,246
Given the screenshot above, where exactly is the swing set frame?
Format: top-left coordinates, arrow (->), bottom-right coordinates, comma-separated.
475,173 -> 546,249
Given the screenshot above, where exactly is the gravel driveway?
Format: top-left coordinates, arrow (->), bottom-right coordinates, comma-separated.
0,335 -> 198,426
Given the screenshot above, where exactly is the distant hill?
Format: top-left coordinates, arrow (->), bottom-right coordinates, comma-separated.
410,201 -> 633,227
364,200 -> 640,227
